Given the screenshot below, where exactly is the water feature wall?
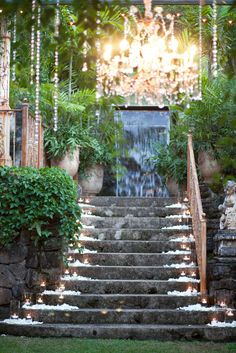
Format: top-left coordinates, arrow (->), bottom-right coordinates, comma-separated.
116,109 -> 170,197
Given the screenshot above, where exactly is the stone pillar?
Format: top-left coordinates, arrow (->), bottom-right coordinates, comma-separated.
0,18 -> 12,166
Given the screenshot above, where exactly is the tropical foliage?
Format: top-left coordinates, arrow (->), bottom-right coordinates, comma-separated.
0,167 -> 81,245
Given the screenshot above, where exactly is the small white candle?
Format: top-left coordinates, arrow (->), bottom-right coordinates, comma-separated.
191,271 -> 196,277
181,244 -> 186,249
85,198 -> 90,204
37,297 -> 43,304
181,271 -> 186,276
67,256 -> 73,262
11,313 -> 19,319
40,281 -> 46,288
183,256 -> 190,261
59,294 -> 64,300
58,284 -> 65,292
26,313 -> 32,320
226,310 -> 234,317
73,271 -> 77,277
64,269 -> 70,275
219,301 -> 226,308
24,299 -> 31,306
211,318 -> 218,324
84,259 -> 89,264
201,298 -> 207,305
78,198 -> 84,203
183,197 -> 188,202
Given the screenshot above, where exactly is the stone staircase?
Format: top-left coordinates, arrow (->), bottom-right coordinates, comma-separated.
0,197 -> 236,340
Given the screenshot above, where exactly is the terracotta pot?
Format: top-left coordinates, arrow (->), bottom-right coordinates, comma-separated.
51,147 -> 80,178
79,164 -> 104,196
166,178 -> 186,197
198,150 -> 220,184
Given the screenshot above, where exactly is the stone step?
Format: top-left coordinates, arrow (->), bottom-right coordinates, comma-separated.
80,197 -> 178,208
80,228 -> 192,241
81,216 -> 191,229
67,253 -> 196,267
22,308 -> 224,325
59,279 -> 199,294
41,293 -> 200,309
77,240 -> 195,253
65,265 -> 199,280
1,322 -> 236,341
81,206 -> 185,218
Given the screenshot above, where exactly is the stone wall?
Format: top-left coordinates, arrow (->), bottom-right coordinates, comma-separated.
200,184 -> 236,308
0,231 -> 63,319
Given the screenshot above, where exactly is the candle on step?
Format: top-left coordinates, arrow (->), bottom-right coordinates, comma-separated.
78,198 -> 84,203
64,269 -> 70,275
84,258 -> 89,264
201,298 -> 207,306
40,281 -> 46,288
219,301 -> 227,308
211,318 -> 218,325
184,197 -> 189,202
85,198 -> 90,204
67,256 -> 73,262
24,298 -> 31,306
191,271 -> 196,277
59,284 -> 65,292
11,313 -> 19,319
183,256 -> 190,261
59,294 -> 64,300
73,271 -> 77,277
181,244 -> 186,249
181,271 -> 186,276
37,297 -> 43,304
26,313 -> 32,320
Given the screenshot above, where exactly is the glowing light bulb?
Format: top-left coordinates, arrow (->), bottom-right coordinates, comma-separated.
120,39 -> 129,51
104,44 -> 112,61
169,37 -> 178,52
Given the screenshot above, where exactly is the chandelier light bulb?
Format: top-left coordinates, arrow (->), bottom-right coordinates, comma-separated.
103,44 -> 112,61
120,39 -> 129,51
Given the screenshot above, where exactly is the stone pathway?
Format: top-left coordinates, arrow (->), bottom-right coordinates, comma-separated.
0,197 -> 235,340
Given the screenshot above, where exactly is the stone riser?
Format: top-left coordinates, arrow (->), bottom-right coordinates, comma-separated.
81,197 -> 178,207
80,229 -> 192,241
59,279 -> 199,294
41,294 -> 199,309
81,216 -> 191,229
78,240 -> 195,253
22,309 -> 224,325
82,207 -> 185,218
66,265 -> 199,280
68,253 -> 196,266
1,323 -> 236,341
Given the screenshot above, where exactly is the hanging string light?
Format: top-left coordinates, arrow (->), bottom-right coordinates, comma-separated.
30,0 -> 36,85
82,10 -> 88,72
35,4 -> 41,145
53,0 -> 60,132
198,0 -> 203,99
212,0 -> 218,77
95,7 -> 102,123
12,14 -> 17,81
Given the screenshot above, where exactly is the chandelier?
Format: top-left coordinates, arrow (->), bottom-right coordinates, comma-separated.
97,0 -> 200,107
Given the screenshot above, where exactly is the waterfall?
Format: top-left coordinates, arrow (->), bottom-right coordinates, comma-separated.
116,110 -> 170,197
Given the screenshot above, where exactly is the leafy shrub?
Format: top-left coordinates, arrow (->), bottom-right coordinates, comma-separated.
0,167 -> 81,245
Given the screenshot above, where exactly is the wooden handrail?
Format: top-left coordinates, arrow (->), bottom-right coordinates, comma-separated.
187,133 -> 207,297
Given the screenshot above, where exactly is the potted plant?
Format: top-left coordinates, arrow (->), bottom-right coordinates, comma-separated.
78,136 -> 113,196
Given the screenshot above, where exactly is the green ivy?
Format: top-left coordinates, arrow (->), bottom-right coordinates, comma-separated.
0,166 -> 81,245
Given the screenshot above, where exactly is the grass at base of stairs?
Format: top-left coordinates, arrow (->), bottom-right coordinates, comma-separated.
0,337 -> 235,353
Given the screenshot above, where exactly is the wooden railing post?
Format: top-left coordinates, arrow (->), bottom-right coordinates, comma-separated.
21,101 -> 29,166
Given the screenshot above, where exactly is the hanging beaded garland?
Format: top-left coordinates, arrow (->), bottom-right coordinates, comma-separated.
53,0 -> 60,132
95,8 -> 102,122
30,0 -> 36,85
12,14 -> 17,81
212,0 -> 218,77
35,4 -> 41,145
198,0 -> 203,99
82,10 -> 88,72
